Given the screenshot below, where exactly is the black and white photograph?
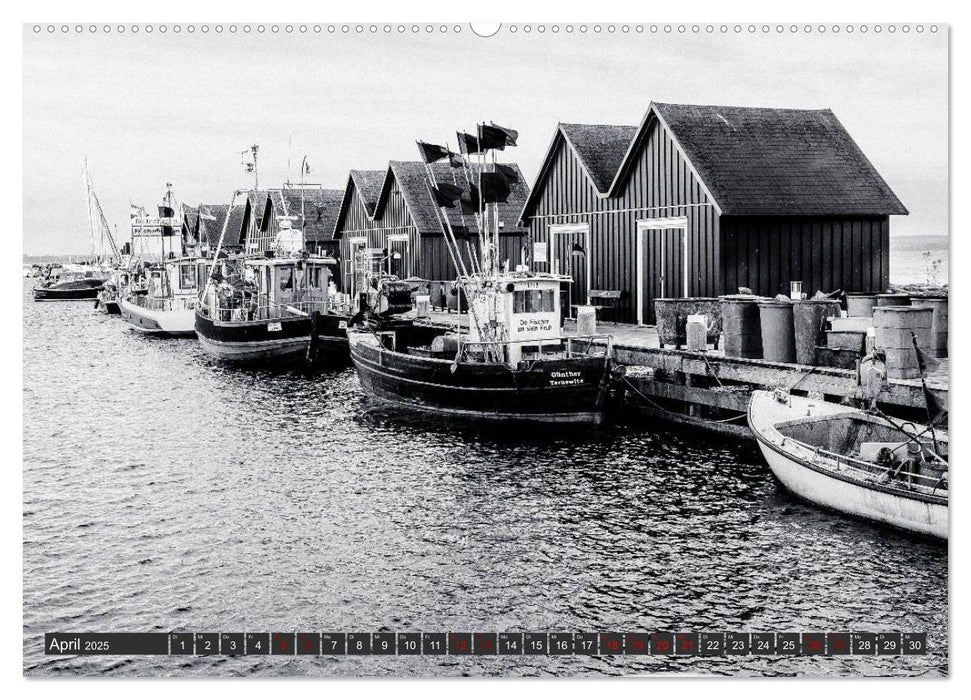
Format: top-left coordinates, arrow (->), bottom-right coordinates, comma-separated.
17,9 -> 956,684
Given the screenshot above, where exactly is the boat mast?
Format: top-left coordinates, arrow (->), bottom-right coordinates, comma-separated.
84,166 -> 121,265
200,189 -> 241,305
83,158 -> 98,264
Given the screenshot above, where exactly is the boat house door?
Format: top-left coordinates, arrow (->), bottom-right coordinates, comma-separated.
549,224 -> 590,318
387,234 -> 409,279
637,217 -> 688,325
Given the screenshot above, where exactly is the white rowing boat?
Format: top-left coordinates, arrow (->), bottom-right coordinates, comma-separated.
748,390 -> 948,539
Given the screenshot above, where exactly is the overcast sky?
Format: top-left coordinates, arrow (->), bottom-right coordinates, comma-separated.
22,24 -> 947,255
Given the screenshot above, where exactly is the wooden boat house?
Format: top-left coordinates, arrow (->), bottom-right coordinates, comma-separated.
519,102 -> 908,324
333,161 -> 529,291
286,188 -> 343,258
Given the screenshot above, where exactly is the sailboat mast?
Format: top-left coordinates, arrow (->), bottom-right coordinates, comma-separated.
83,158 -> 97,263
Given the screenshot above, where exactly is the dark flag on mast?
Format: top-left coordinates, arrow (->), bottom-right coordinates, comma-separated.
456,131 -> 483,155
158,205 -> 176,218
489,123 -> 519,147
494,163 -> 520,183
478,123 -> 518,150
418,141 -> 458,164
431,182 -> 465,208
471,173 -> 512,207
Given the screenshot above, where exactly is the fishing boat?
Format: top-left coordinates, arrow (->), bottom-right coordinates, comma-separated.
195,254 -> 349,364
347,127 -> 614,424
120,257 -> 198,336
748,389 -> 948,539
195,194 -> 351,364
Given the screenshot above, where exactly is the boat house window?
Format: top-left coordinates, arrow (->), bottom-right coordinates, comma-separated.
279,267 -> 294,291
179,264 -> 194,288
513,289 -> 555,314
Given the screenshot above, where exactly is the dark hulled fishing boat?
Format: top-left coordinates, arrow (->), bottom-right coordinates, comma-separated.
348,127 -> 613,424
195,198 -> 352,365
349,302 -> 612,424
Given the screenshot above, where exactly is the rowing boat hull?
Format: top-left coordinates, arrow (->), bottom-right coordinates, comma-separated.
194,310 -> 349,365
120,298 -> 196,337
748,391 -> 947,539
348,331 -> 610,424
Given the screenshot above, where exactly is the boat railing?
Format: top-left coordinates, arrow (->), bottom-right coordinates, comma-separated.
129,294 -> 197,312
784,437 -> 948,494
458,334 -> 613,360
203,296 -> 329,323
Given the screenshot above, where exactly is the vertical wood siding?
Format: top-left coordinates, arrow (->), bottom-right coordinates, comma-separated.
719,216 -> 890,296
525,121 -> 717,323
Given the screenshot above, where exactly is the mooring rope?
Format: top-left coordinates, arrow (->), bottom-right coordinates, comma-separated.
622,377 -> 747,425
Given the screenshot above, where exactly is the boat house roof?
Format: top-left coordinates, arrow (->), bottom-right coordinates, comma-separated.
522,102 -> 908,219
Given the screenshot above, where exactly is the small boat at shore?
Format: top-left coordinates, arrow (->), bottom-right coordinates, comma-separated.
748,389 -> 948,539
33,264 -> 107,301
120,258 -> 198,336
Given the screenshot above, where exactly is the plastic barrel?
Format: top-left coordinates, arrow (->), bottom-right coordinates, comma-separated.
415,294 -> 431,319
793,299 -> 841,366
720,296 -> 762,359
873,306 -> 934,379
757,300 -> 796,363
576,305 -> 597,337
876,293 -> 911,307
845,293 -> 878,318
912,297 -> 948,358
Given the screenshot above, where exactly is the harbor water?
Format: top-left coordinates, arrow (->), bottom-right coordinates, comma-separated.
22,284 -> 947,677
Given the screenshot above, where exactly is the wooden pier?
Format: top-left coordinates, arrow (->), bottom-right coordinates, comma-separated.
426,311 -> 948,438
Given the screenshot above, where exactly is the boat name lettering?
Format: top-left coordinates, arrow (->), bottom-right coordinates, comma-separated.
267,322 -> 282,332
549,370 -> 585,386
516,318 -> 553,334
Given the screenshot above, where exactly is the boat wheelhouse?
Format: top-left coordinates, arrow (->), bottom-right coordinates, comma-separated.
120,257 -> 198,336
748,390 -> 948,539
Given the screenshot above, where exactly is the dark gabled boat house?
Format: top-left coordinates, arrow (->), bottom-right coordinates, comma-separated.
519,102 -> 908,324
333,161 -> 529,290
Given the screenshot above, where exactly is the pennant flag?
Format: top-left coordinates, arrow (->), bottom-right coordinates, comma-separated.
130,203 -> 145,219
448,152 -> 464,168
490,122 -> 519,147
478,124 -> 509,150
914,340 -> 942,374
456,131 -> 483,155
432,183 -> 465,208
303,160 -> 311,174
158,205 -> 176,218
199,207 -> 217,221
417,141 -> 453,164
